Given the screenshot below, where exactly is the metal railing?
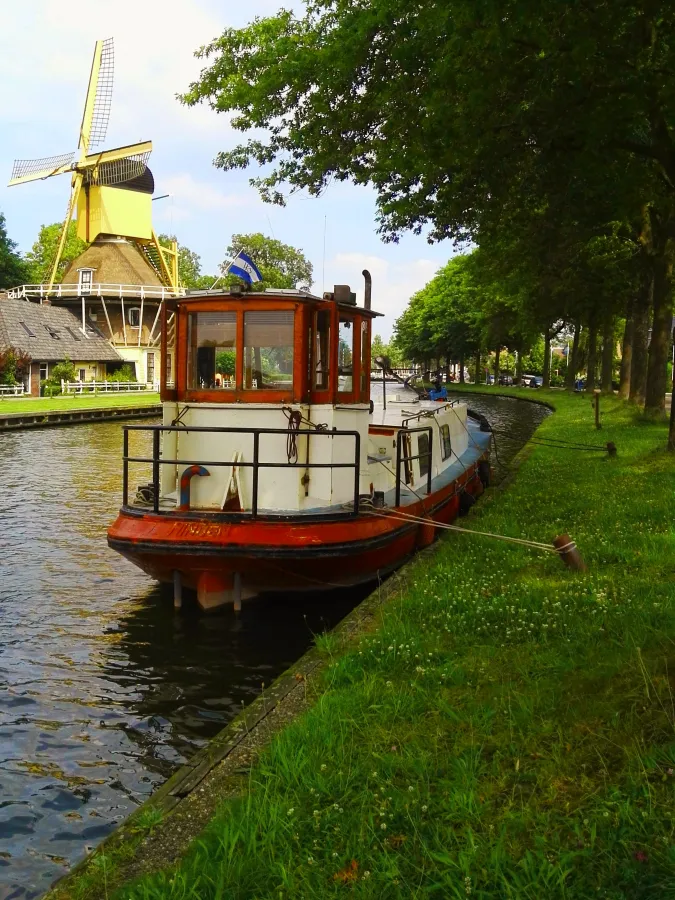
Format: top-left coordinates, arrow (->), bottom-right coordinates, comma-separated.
122,424 -> 361,519
395,426 -> 433,506
62,380 -> 159,394
0,384 -> 25,396
401,401 -> 460,427
7,283 -> 186,301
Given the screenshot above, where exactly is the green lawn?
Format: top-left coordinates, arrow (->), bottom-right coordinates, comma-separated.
0,392 -> 160,415
62,391 -> 675,899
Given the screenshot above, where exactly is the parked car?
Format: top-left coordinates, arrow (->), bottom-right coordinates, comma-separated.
521,374 -> 543,388
498,373 -> 514,385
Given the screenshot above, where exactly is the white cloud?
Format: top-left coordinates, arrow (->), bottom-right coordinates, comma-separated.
153,174 -> 251,224
329,252 -> 440,339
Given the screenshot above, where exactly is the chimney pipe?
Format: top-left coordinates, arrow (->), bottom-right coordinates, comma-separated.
362,269 -> 372,309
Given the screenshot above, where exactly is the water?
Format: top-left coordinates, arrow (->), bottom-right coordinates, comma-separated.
0,393 -> 548,898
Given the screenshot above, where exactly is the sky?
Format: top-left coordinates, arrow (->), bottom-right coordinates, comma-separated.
0,1 -> 457,339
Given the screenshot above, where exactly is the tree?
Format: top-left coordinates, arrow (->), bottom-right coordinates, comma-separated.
0,345 -> 31,386
26,222 -> 87,284
0,213 -> 29,289
182,1 -> 675,417
224,233 -> 312,290
158,234 -> 214,288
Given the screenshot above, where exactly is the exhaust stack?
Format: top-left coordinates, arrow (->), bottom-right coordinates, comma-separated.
362,269 -> 372,309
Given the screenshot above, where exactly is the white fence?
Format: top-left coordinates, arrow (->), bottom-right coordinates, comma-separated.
8,283 -> 185,301
62,380 -> 160,395
0,384 -> 25,396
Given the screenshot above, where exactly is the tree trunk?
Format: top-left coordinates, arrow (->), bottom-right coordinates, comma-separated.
474,351 -> 481,384
493,346 -> 500,383
600,314 -> 615,394
630,286 -> 651,405
459,355 -> 465,384
668,324 -> 675,450
645,253 -> 673,415
515,348 -> 524,384
618,303 -> 633,400
542,330 -> 551,388
585,321 -> 598,392
565,321 -> 581,389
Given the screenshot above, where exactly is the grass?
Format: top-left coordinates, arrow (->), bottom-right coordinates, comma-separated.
0,392 -> 160,414
79,390 -> 675,898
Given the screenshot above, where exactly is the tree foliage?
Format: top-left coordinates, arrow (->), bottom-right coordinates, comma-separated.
0,213 -> 29,289
224,233 -> 313,291
25,222 -> 88,285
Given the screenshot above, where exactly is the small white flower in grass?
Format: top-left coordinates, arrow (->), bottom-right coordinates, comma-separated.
307,857 -> 314,865
332,851 -> 338,857
408,786 -> 414,792
321,764 -> 327,771
422,805 -> 428,812
287,808 -> 295,816
380,822 -> 387,830
313,810 -> 320,817
363,871 -> 371,879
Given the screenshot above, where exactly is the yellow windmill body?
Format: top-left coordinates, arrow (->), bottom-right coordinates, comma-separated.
9,38 -> 178,291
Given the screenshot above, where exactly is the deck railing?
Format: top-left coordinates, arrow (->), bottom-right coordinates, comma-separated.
122,424 -> 361,520
7,283 -> 185,301
62,380 -> 160,394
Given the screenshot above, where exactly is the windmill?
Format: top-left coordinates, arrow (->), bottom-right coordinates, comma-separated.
8,38 -> 178,293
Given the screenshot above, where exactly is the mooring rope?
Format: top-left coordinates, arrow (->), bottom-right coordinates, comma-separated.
363,507 -> 575,556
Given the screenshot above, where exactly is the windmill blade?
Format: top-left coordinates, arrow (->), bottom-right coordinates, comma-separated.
8,152 -> 75,186
79,38 -> 114,153
46,174 -> 83,293
81,141 -> 152,186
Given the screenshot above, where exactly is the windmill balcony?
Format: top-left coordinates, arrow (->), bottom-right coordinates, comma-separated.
6,283 -> 186,302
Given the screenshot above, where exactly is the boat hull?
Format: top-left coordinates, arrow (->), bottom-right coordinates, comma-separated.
108,455 -> 488,608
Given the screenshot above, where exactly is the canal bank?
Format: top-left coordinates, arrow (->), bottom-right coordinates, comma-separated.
0,394 -> 161,430
43,390 -> 675,899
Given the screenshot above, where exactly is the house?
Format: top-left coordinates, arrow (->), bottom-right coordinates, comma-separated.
0,295 -> 123,395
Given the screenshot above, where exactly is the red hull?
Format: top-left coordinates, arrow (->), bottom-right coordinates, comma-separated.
108,456 -> 488,605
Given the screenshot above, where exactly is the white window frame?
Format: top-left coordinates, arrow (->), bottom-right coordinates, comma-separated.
128,307 -> 141,328
78,268 -> 94,295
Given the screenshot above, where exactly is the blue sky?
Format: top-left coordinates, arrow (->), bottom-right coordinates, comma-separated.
0,1 -> 456,338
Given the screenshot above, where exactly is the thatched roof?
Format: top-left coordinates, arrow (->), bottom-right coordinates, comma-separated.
61,235 -> 163,287
0,296 -> 122,362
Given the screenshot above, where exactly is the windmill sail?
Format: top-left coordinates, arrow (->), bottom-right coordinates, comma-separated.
9,152 -> 75,185
80,38 -> 114,153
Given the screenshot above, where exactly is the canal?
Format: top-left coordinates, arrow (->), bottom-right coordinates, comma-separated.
0,391 -> 548,898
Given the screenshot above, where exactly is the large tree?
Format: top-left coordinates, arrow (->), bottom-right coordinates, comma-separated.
224,233 -> 313,290
25,222 -> 87,285
0,212 -> 28,289
182,1 -> 675,414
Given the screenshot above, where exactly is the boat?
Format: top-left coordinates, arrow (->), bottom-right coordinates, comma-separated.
107,272 -> 492,610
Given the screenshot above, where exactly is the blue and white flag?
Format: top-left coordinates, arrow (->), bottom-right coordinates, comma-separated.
226,251 -> 263,285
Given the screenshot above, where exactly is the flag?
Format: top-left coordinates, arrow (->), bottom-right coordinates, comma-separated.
226,251 -> 263,285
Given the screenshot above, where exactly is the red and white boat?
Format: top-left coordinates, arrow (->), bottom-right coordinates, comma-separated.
107,273 -> 492,610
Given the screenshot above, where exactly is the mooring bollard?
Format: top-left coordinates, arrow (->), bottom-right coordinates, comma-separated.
606,442 -> 617,457
554,533 -> 587,571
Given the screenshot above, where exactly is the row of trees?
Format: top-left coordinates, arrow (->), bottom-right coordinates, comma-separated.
179,0 -> 675,423
0,216 -> 313,294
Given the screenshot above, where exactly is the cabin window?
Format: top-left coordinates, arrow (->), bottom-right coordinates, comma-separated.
128,307 -> 141,327
418,433 -> 431,478
147,352 -> 155,384
244,311 -> 294,391
187,311 -> 237,390
440,424 -> 452,460
360,319 -> 369,397
313,309 -> 331,390
337,316 -> 354,393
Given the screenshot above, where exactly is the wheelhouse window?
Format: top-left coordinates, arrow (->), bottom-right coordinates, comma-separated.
440,424 -> 452,460
313,309 -> 331,391
187,311 -> 237,390
244,311 -> 294,391
418,433 -> 431,478
337,316 -> 354,393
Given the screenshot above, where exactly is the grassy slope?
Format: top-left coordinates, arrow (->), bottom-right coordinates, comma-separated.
120,391 -> 675,899
0,393 -> 160,414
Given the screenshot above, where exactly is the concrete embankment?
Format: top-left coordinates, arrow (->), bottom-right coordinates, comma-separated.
0,404 -> 161,431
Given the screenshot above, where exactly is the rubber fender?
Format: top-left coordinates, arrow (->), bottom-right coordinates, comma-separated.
458,490 -> 476,517
467,409 -> 492,432
478,460 -> 491,487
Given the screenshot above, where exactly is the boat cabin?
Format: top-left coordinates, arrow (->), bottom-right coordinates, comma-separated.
122,280 -> 477,519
